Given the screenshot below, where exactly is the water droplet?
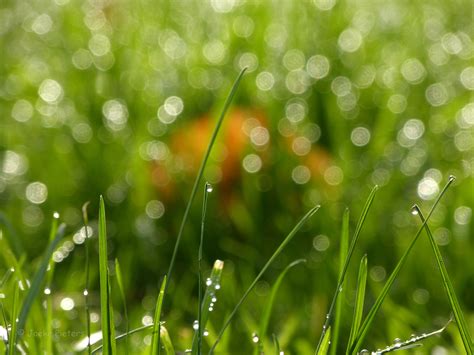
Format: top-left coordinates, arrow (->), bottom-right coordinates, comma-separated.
359,350 -> 370,354
211,296 -> 217,302
448,175 -> 456,182
411,206 -> 419,215
394,337 -> 402,344
206,182 -> 213,193
251,332 -> 259,343
214,284 -> 221,290
44,288 -> 51,295
53,212 -> 60,219
208,306 -> 213,312
326,314 -> 330,319
83,289 -> 89,296
203,329 -> 209,337
205,278 -> 212,286
193,320 -> 199,330
338,286 -> 343,292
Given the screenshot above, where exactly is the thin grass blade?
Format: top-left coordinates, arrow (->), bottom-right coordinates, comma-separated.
272,333 -> 280,355
150,275 -> 167,355
413,205 -> 473,353
346,254 -> 367,353
16,223 -> 65,337
7,284 -> 19,355
209,204 -> 320,354
115,259 -> 129,354
165,68 -> 247,295
192,260 -> 224,354
317,326 -> 331,355
82,201 -> 92,355
160,325 -> 175,355
330,209 -> 350,355
350,176 -> 456,354
316,186 -> 378,354
90,324 -> 154,354
98,196 -> 113,355
254,259 -> 306,355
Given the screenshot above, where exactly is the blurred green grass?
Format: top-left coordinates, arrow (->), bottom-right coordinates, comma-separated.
0,0 -> 473,353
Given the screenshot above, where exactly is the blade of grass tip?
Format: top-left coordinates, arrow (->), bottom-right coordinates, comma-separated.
346,254 -> 367,354
350,176 -> 456,354
8,284 -> 19,355
317,326 -> 331,355
82,201 -> 92,355
192,260 -> 224,354
209,204 -> 320,354
254,259 -> 307,355
90,324 -> 154,354
160,325 -> 175,355
16,223 -> 65,338
272,333 -> 280,355
98,195 -> 113,355
165,68 -> 247,294
330,209 -> 350,355
316,186 -> 378,354
150,276 -> 167,355
45,212 -> 60,355
196,182 -> 212,355
413,205 -> 473,353
114,259 -> 129,354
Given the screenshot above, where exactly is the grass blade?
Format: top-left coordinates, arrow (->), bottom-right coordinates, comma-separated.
350,176 -> 456,354
160,324 -> 175,355
8,284 -> 19,355
317,326 -> 331,355
165,67 -> 247,293
82,201 -> 92,355
115,259 -> 129,354
330,209 -> 350,355
16,223 -> 65,337
272,333 -> 281,355
254,259 -> 306,355
209,204 -> 320,354
413,205 -> 473,353
98,195 -> 114,354
90,324 -> 153,354
192,260 -> 224,354
150,275 -> 167,355
346,254 -> 367,353
316,186 -> 378,354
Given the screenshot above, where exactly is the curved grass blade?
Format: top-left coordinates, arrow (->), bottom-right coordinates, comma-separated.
90,324 -> 154,354
316,186 -> 378,354
160,325 -> 175,355
272,333 -> 280,355
150,275 -> 167,355
195,182 -> 212,355
98,196 -> 115,355
254,259 -> 306,355
330,209 -> 350,355
16,223 -> 65,338
7,284 -> 19,355
346,254 -> 367,353
115,259 -> 129,354
317,326 -> 331,355
192,260 -> 224,354
165,67 -> 247,293
82,201 -> 92,355
413,205 -> 473,353
209,204 -> 320,354
350,176 -> 456,354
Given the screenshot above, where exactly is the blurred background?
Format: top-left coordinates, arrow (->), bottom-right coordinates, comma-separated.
0,0 -> 473,353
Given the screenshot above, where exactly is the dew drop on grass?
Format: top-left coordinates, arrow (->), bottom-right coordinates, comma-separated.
394,338 -> 402,345
53,211 -> 60,219
411,206 -> 419,215
193,320 -> 199,330
83,289 -> 89,296
206,182 -> 213,193
205,278 -> 212,286
44,288 -> 51,295
211,296 -> 217,302
214,283 -> 221,290
448,174 -> 456,182
251,332 -> 259,343
203,329 -> 209,337
359,350 -> 370,354
208,306 -> 213,312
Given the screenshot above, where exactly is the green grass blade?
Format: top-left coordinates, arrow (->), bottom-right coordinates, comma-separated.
195,182 -> 211,355
0,212 -> 24,255
115,258 -> 129,354
98,195 -> 114,355
254,259 -> 306,355
350,176 -> 456,354
8,284 -> 19,355
209,204 -> 320,354
346,254 -> 367,353
316,186 -> 378,354
413,205 -> 473,353
16,223 -> 65,338
272,334 -> 281,355
330,209 -> 350,355
45,213 -> 60,355
150,275 -> 167,355
82,201 -> 92,355
192,260 -> 224,354
90,324 -> 154,354
165,67 -> 247,293
160,324 -> 175,355
317,326 -> 331,355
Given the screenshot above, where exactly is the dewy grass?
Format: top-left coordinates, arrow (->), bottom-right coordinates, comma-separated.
81,202 -> 92,355
98,196 -> 115,354
150,275 -> 167,355
413,205 -> 473,353
315,186 -> 378,354
7,284 -> 19,355
350,176 -> 456,354
254,258 -> 306,355
114,258 -> 129,354
164,67 -> 247,297
209,204 -> 320,354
